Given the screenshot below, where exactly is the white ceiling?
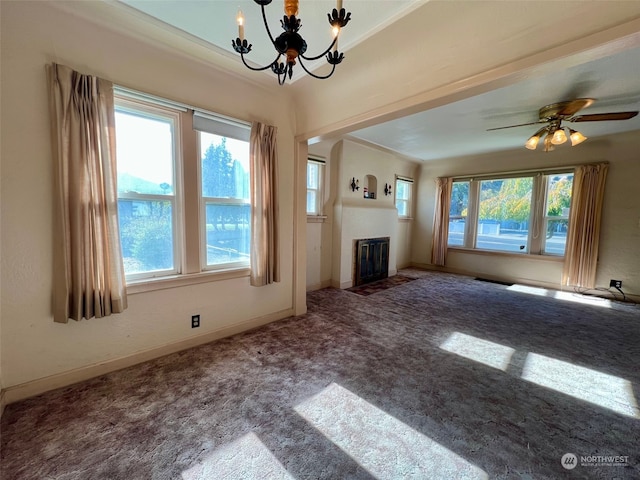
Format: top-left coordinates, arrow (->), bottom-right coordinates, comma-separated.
120,0 -> 424,82
348,45 -> 640,161
108,1 -> 640,161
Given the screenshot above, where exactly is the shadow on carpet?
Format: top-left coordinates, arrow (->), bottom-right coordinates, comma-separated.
346,275 -> 416,296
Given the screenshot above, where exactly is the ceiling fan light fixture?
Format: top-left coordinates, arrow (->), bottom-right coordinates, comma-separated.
524,126 -> 547,150
569,129 -> 587,146
543,134 -> 555,152
525,135 -> 539,150
550,127 -> 567,145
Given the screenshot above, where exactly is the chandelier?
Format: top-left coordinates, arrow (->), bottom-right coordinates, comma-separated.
525,121 -> 587,152
232,0 -> 352,85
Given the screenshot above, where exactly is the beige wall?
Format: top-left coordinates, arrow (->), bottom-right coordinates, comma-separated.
413,131 -> 640,296
315,139 -> 418,289
0,2 -> 297,392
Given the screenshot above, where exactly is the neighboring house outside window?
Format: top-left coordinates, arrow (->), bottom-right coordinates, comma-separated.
447,171 -> 574,256
114,93 -> 251,282
306,158 -> 325,216
395,177 -> 413,218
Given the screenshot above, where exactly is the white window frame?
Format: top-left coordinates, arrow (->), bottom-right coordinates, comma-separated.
195,117 -> 251,272
395,176 -> 413,219
447,170 -> 573,257
306,157 -> 325,217
114,98 -> 183,282
114,87 -> 253,289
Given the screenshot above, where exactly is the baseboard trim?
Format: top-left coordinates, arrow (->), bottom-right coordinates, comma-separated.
306,279 -> 332,292
0,389 -> 6,419
3,308 -> 293,406
409,262 -> 562,290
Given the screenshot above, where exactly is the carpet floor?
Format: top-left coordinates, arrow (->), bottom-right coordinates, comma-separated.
1,269 -> 639,479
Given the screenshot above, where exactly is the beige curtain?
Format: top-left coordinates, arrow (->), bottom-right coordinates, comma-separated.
431,177 -> 452,266
249,122 -> 280,286
562,163 -> 608,288
47,64 -> 127,323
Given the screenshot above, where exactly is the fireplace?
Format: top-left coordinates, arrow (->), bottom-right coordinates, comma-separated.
354,237 -> 389,286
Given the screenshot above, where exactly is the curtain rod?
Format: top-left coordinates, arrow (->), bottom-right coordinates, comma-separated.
114,85 -> 251,128
451,163 -> 605,182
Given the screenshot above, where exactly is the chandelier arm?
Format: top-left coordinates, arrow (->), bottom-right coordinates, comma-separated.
298,57 -> 336,79
300,37 -> 337,61
260,3 -> 279,47
240,52 -> 281,72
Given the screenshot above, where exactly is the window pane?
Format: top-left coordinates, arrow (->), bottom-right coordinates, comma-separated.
448,181 -> 469,246
546,174 -> 573,217
395,180 -> 412,216
307,163 -> 319,189
115,111 -> 174,195
205,203 -> 250,265
200,133 -> 249,200
118,200 -> 174,274
307,191 -> 317,214
544,173 -> 573,255
544,219 -> 569,255
396,181 -> 409,200
477,178 -> 532,253
397,200 -> 407,217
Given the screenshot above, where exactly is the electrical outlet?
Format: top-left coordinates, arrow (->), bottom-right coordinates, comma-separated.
609,279 -> 622,289
191,314 -> 200,328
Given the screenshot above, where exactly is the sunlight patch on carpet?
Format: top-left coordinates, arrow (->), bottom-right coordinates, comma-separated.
440,332 -> 515,371
294,383 -> 488,479
507,284 -> 612,308
181,432 -> 294,480
522,353 -> 639,419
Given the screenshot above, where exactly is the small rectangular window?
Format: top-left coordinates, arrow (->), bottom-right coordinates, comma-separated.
306,159 -> 325,216
395,178 -> 413,218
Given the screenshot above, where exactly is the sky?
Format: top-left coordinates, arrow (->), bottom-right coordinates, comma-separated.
115,111 -> 249,189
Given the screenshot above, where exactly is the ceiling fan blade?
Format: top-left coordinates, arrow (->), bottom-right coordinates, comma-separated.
486,121 -> 543,131
570,111 -> 639,122
556,98 -> 595,116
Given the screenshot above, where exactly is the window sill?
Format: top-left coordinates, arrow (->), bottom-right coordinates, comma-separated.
398,217 -> 413,222
447,246 -> 564,262
307,215 -> 327,223
126,267 -> 250,295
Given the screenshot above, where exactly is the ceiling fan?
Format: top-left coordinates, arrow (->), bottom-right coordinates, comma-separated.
487,98 -> 638,151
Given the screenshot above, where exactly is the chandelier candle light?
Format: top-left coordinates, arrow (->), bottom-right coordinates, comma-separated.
232,0 -> 352,85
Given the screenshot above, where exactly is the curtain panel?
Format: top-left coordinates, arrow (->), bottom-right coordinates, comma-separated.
47,64 -> 127,323
249,122 -> 280,286
562,163 -> 609,288
431,177 -> 453,266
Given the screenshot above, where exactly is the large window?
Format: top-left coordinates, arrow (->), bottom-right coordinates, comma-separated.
115,93 -> 252,281
395,177 -> 413,218
306,158 -> 325,216
115,101 -> 180,279
447,172 -> 573,255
